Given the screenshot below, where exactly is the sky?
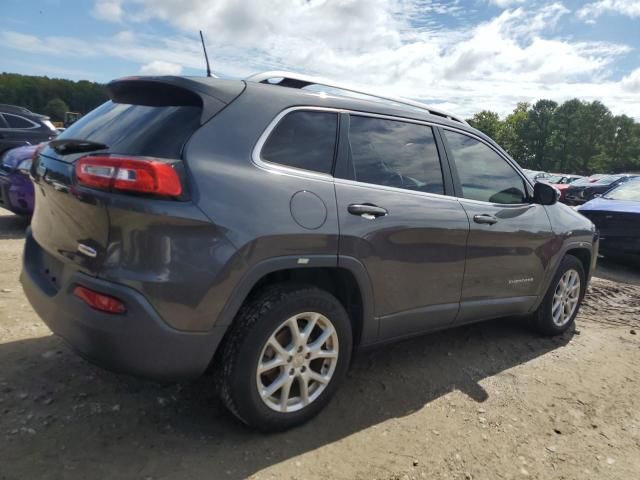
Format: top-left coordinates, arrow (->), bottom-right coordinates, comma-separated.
1,0 -> 639,119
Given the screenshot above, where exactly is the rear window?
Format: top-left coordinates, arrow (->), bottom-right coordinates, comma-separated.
4,113 -> 36,129
57,101 -> 201,159
594,175 -> 621,185
604,179 -> 640,201
261,111 -> 338,174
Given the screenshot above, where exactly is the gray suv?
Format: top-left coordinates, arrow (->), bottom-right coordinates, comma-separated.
21,72 -> 598,431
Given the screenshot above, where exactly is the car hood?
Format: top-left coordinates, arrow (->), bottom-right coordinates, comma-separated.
578,197 -> 640,214
1,145 -> 37,171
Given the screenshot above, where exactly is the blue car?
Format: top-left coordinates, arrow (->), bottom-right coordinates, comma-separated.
578,178 -> 640,256
0,144 -> 37,216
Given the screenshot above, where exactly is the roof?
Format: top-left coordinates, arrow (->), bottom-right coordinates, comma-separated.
246,71 -> 468,126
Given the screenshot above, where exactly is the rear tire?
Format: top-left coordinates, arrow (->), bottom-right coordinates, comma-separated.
215,283 -> 352,431
531,255 -> 586,336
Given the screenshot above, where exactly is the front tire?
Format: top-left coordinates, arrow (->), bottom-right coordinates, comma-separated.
216,284 -> 352,431
531,255 -> 586,336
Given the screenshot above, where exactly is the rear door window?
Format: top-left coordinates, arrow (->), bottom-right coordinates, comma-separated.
261,110 -> 338,174
57,101 -> 202,159
4,113 -> 36,129
347,115 -> 444,194
444,130 -> 527,204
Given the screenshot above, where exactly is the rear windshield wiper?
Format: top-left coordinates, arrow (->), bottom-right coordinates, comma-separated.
49,139 -> 109,155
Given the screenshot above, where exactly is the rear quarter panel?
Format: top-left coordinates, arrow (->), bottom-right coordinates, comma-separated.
180,87 -> 341,330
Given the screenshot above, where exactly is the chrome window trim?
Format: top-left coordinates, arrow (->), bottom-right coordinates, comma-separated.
0,113 -> 40,130
440,125 -> 534,208
252,106 -> 451,184
253,105 -> 539,209
252,106 -> 341,183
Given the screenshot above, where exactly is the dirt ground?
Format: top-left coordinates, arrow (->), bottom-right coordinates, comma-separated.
1,209 -> 639,480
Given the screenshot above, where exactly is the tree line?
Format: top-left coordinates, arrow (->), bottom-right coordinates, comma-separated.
467,99 -> 640,175
0,73 -> 108,122
1,73 -> 639,174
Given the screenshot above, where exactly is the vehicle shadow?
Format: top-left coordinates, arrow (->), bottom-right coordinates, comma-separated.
0,211 -> 29,240
0,319 -> 572,479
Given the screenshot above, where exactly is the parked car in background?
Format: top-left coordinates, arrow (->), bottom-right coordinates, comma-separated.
21,72 -> 598,431
0,104 -> 57,156
546,174 -> 584,201
547,174 -> 583,185
0,144 -> 37,215
579,178 -> 640,256
564,174 -> 638,206
523,169 -> 549,182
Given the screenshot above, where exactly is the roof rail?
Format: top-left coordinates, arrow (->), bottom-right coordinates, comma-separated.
246,71 -> 468,125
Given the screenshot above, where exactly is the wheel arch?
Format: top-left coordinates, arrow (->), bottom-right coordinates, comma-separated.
215,255 -> 377,348
530,241 -> 594,313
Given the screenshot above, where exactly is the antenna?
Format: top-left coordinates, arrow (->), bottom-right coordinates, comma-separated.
199,30 -> 212,78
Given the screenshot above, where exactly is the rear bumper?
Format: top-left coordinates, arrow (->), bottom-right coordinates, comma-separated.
0,172 -> 33,215
20,229 -> 225,381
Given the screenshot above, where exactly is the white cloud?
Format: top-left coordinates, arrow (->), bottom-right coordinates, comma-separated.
139,60 -> 183,75
577,0 -> 640,22
92,0 -> 124,22
3,1 -> 639,119
488,0 -> 525,8
621,68 -> 640,93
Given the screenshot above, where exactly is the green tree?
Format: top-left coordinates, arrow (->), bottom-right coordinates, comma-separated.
44,97 -> 69,122
522,100 -> 558,171
496,102 -> 530,166
572,101 -> 612,175
549,99 -> 584,173
0,72 -> 107,115
467,110 -> 502,140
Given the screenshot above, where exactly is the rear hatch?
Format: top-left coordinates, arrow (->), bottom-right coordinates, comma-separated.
30,76 -> 245,275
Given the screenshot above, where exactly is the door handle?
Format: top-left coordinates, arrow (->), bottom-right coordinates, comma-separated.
473,214 -> 498,225
348,203 -> 388,220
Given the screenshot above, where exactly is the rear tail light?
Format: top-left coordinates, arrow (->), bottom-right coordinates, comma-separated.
73,285 -> 126,314
75,155 -> 182,197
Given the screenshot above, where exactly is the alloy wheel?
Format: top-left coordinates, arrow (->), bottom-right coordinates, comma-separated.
256,312 -> 339,413
551,269 -> 581,327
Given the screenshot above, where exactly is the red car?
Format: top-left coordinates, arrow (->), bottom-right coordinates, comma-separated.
546,174 -> 587,201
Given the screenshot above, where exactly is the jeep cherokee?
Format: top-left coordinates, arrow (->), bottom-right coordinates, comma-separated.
21,72 -> 598,431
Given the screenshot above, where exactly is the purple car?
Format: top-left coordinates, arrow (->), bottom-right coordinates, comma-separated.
0,145 -> 37,215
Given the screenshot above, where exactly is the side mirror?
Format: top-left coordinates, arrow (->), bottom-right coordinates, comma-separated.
533,182 -> 559,205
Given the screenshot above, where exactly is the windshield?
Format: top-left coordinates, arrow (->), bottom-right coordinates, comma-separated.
571,177 -> 593,186
604,180 -> 640,201
594,175 -> 623,185
546,175 -> 564,183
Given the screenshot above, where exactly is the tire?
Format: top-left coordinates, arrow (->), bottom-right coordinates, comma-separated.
215,283 -> 353,431
531,255 -> 586,336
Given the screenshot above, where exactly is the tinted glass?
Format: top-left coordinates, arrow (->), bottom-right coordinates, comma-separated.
571,177 -> 593,186
261,111 -> 338,174
594,175 -> 622,185
604,179 -> 640,201
444,130 -> 527,204
348,116 -> 444,194
58,101 -> 201,158
4,114 -> 34,129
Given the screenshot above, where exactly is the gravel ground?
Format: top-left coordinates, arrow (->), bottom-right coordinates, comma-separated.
1,209 -> 639,480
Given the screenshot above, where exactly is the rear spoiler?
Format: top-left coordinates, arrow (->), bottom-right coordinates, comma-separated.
107,76 -> 246,124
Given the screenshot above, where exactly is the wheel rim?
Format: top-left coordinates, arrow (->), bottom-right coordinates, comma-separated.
256,312 -> 339,413
551,269 -> 581,327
